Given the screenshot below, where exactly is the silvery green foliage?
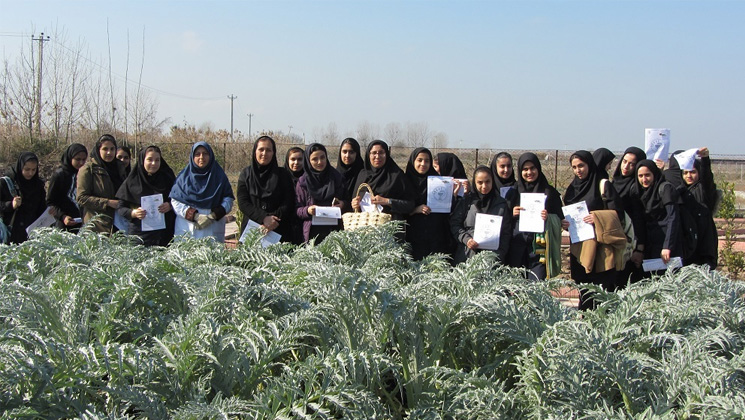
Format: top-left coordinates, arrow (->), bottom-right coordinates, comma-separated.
0,225 -> 744,418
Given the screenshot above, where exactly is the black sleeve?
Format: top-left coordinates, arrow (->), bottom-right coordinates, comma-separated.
0,179 -> 13,214
497,204 -> 512,262
627,197 -> 647,246
272,171 -> 296,221
117,199 -> 135,221
602,181 -> 625,220
450,196 -> 472,245
663,202 -> 680,251
236,167 -> 268,225
546,188 -> 564,219
700,157 -> 718,210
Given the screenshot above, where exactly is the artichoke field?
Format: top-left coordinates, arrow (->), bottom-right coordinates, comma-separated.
1,224 -> 744,419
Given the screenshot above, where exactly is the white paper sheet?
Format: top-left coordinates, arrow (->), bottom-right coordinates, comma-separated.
472,213 -> 503,251
239,219 -> 281,247
674,148 -> 699,171
518,193 -> 546,233
140,194 -> 166,232
645,128 -> 671,162
114,211 -> 129,234
427,176 -> 453,213
562,201 -> 595,243
642,257 -> 683,272
360,192 -> 383,213
454,178 -> 468,197
26,207 -> 56,234
312,206 -> 341,226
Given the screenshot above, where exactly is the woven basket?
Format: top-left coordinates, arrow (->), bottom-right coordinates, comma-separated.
342,183 -> 392,231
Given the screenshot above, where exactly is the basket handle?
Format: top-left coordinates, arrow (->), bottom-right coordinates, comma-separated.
354,183 -> 378,213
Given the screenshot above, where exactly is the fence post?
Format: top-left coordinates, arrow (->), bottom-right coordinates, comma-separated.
554,149 -> 559,187
223,142 -> 227,171
475,148 -> 479,167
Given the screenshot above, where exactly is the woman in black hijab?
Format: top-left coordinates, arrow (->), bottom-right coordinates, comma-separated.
563,150 -> 624,310
237,135 -> 295,242
116,145 -> 176,246
593,148 -> 616,180
352,140 -> 414,222
295,143 -> 344,243
490,152 -> 518,209
405,147 -> 452,260
635,159 -> 683,268
336,138 -> 364,209
611,146 -> 648,285
284,147 -> 305,186
46,143 -> 88,232
1,152 -> 47,244
77,134 -> 127,234
506,153 -> 564,279
435,152 -> 469,197
116,145 -> 133,176
450,165 -> 511,264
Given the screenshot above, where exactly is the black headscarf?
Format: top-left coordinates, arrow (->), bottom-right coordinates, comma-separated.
284,147 -> 305,185
92,134 -> 125,191
593,148 -> 616,180
246,136 -> 281,199
301,143 -> 340,204
636,159 -> 678,216
563,150 -> 604,210
611,147 -> 646,198
663,150 -> 686,189
356,140 -> 409,198
405,147 -> 438,206
516,152 -> 551,194
117,145 -> 132,176
436,152 -> 467,179
117,145 -> 176,204
471,165 -> 497,209
336,138 -> 364,194
170,141 -> 234,209
61,143 -> 88,175
11,152 -> 43,193
490,152 -> 516,189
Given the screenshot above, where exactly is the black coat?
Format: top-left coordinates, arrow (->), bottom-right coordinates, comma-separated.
450,192 -> 512,264
1,176 -> 46,244
236,166 -> 296,242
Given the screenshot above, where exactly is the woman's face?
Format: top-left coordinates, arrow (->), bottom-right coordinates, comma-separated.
255,140 -> 274,166
21,159 -> 38,180
99,141 -> 117,163
521,161 -> 538,183
474,171 -> 493,195
71,152 -> 87,170
116,149 -> 131,166
309,150 -> 327,172
620,153 -> 638,177
369,144 -> 387,169
143,150 -> 161,175
432,159 -> 440,174
340,143 -> 357,166
496,157 -> 513,179
414,152 -> 431,175
193,146 -> 210,169
571,158 -> 589,180
287,151 -> 303,172
637,166 -> 654,189
682,168 -> 699,185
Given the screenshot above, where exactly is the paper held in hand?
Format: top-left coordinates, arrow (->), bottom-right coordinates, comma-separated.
360,192 -> 383,213
312,206 -> 342,226
518,193 -> 546,233
427,176 -> 453,213
645,128 -> 671,162
642,257 -> 683,272
673,148 -> 699,171
25,207 -> 56,234
141,194 -> 166,232
472,213 -> 503,251
239,219 -> 281,247
561,201 -> 595,243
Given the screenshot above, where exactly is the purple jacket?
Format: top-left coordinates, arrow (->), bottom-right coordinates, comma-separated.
295,173 -> 343,243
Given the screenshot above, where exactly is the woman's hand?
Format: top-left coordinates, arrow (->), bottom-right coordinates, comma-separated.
654,159 -> 665,170
466,238 -> 479,250
63,215 -> 81,226
661,249 -> 671,264
158,202 -> 172,213
413,204 -> 431,215
541,209 -> 548,221
698,147 -> 709,158
371,195 -> 391,206
131,208 -> 146,220
513,206 -> 523,217
561,219 -> 570,230
11,196 -> 21,209
582,213 -> 595,225
631,250 -> 644,267
108,199 -> 119,209
307,205 -> 317,216
262,215 -> 280,231
351,197 -> 361,212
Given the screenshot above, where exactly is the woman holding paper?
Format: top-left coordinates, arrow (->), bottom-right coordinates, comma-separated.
46,143 -> 87,232
1,152 -> 47,244
434,152 -> 469,197
336,138 -> 364,211
77,134 -> 127,234
352,140 -> 414,223
507,153 -> 564,279
115,146 -> 176,246
237,136 -> 295,242
170,142 -> 234,242
450,166 -> 511,264
593,148 -> 616,180
563,150 -> 625,310
490,152 -> 518,209
295,143 -> 344,243
405,147 -> 452,260
635,159 -> 683,270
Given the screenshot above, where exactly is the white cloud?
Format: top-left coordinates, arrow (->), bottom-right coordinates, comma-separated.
180,31 -> 204,53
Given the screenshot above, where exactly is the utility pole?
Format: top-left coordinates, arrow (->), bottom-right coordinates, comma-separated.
227,94 -> 237,141
247,113 -> 253,142
288,125 -> 293,142
32,32 -> 50,137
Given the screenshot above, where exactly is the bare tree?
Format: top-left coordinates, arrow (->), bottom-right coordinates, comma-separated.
431,131 -> 449,151
404,121 -> 432,148
384,122 -> 402,146
355,120 -> 380,148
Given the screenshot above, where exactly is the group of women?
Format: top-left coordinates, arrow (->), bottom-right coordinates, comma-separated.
2,135 -> 720,308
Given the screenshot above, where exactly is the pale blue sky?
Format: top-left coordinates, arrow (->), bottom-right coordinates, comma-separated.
2,0 -> 744,153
